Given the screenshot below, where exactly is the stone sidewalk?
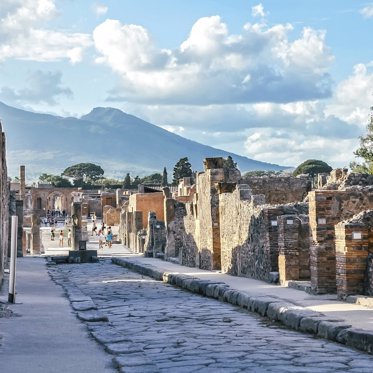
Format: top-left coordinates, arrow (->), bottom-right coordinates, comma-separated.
0,257 -> 116,373
110,252 -> 373,355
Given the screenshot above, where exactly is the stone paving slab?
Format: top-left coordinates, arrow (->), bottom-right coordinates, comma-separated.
47,257 -> 373,372
112,256 -> 373,355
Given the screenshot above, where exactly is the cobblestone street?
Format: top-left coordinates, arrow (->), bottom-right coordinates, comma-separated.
49,259 -> 373,373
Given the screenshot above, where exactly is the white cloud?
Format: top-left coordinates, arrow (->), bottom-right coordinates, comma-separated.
251,4 -> 267,18
95,17 -> 334,105
244,129 -> 358,168
0,70 -> 72,106
93,3 -> 108,16
0,0 -> 57,31
325,62 -> 373,125
0,0 -> 92,63
360,4 -> 373,18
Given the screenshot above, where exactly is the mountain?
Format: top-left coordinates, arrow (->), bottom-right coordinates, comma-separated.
0,101 -> 285,180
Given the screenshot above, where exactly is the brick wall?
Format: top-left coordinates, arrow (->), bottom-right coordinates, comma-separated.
309,188 -> 373,294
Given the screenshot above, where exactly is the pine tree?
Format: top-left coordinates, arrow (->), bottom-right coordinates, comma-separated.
351,109 -> 373,174
162,167 -> 168,186
172,157 -> 192,185
123,173 -> 131,189
223,156 -> 237,169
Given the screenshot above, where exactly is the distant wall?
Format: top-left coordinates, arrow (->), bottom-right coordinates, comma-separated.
243,176 -> 311,205
129,192 -> 165,229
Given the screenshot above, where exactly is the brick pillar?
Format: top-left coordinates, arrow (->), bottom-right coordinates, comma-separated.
19,165 -> 25,201
278,216 -> 300,285
335,222 -> 369,298
309,191 -> 344,294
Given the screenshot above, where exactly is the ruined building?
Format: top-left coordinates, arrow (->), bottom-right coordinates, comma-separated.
120,156 -> 373,299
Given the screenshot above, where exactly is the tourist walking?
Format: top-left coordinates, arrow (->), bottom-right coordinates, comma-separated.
67,229 -> 72,247
51,228 -> 55,241
59,230 -> 64,247
106,227 -> 113,248
98,230 -> 105,249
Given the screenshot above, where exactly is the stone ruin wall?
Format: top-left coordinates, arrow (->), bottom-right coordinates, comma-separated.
119,204 -> 145,253
219,184 -> 308,281
0,127 -> 9,283
165,163 -> 311,282
243,175 -> 312,204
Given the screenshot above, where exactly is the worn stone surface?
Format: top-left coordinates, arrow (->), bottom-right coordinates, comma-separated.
47,260 -> 373,372
77,310 -> 108,322
71,300 -> 97,311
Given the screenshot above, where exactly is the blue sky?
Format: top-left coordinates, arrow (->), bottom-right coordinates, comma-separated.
1,0 -> 373,169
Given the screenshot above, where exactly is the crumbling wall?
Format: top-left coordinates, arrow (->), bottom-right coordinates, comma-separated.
103,206 -> 121,226
0,128 -> 9,283
219,183 -> 308,281
243,175 -> 311,204
165,200 -> 199,267
144,212 -> 166,258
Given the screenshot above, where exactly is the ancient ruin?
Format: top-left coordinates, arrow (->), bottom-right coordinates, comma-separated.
0,121 -> 10,284
119,157 -> 373,299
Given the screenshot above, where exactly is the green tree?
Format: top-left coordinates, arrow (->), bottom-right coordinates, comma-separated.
38,173 -> 72,187
123,173 -> 131,189
172,157 -> 192,185
132,176 -> 141,188
350,111 -> 373,173
293,159 -> 332,177
142,173 -> 162,184
162,167 -> 168,186
223,156 -> 237,169
62,163 -> 104,182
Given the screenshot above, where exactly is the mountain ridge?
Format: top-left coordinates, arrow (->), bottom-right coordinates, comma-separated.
0,101 -> 286,179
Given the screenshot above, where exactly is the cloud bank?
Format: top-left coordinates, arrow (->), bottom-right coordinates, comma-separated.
93,16 -> 334,105
0,0 -> 91,63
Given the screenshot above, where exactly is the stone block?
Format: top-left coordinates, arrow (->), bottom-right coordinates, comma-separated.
77,310 -> 108,322
318,321 -> 351,341
266,302 -> 292,321
299,315 -> 326,334
236,292 -> 250,308
337,328 -> 373,353
250,296 -> 280,317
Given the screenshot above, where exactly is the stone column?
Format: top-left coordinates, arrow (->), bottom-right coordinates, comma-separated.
16,200 -> 24,257
31,213 -> 40,254
71,202 -> 87,250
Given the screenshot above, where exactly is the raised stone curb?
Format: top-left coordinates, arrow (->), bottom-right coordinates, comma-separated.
112,257 -> 373,355
112,258 -> 163,281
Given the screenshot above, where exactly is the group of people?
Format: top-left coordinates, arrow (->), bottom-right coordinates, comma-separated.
49,216 -> 113,249
51,228 -> 72,247
97,224 -> 113,249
